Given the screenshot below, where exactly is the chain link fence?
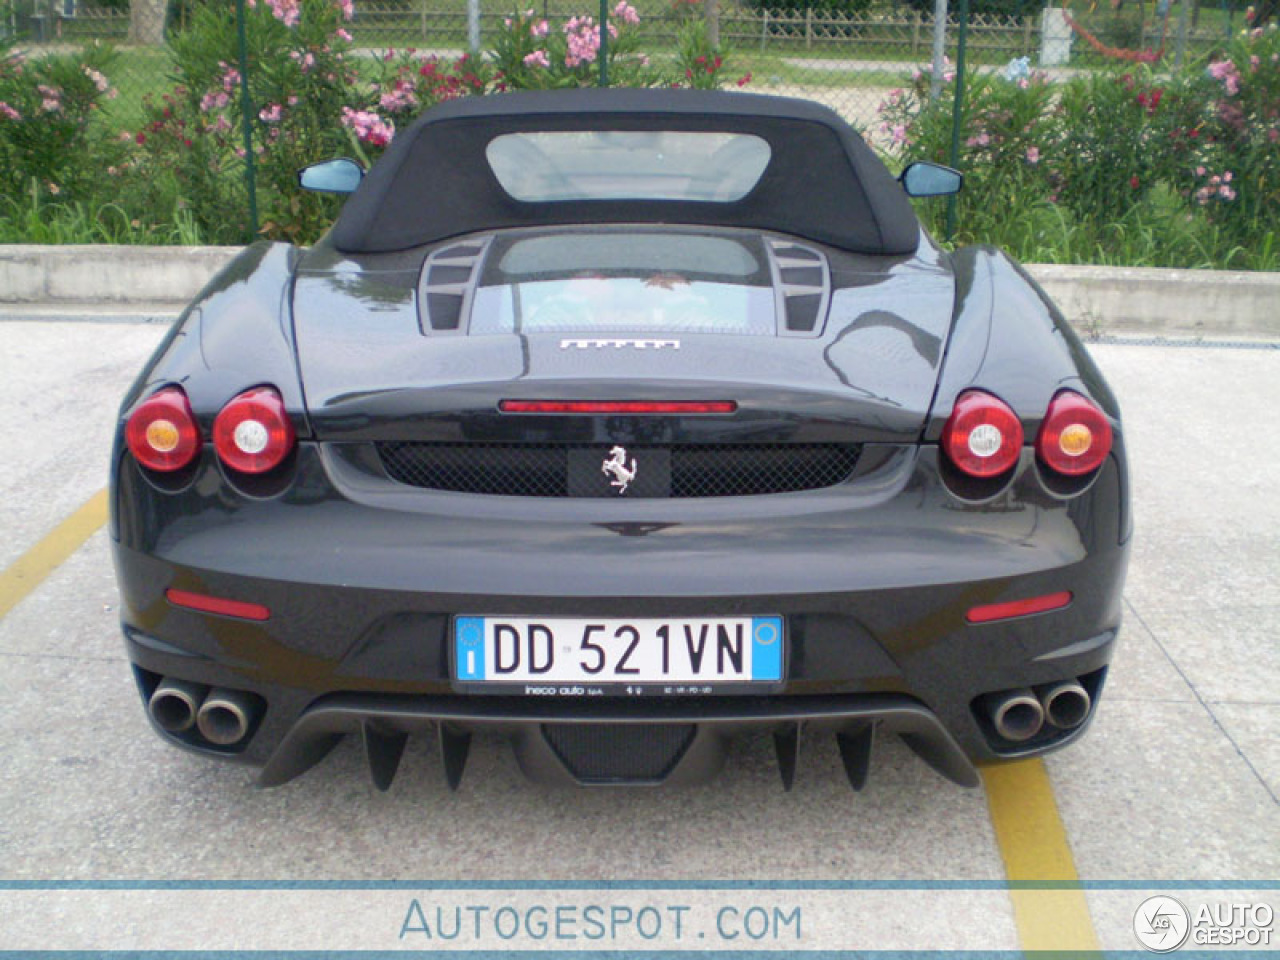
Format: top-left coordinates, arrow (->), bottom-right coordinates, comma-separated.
1,0 -> 1265,252
3,0 -> 1247,131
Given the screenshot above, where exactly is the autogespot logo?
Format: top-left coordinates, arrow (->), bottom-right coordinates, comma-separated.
1134,896 -> 1191,953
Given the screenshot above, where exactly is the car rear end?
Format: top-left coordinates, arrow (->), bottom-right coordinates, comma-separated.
112,222 -> 1128,791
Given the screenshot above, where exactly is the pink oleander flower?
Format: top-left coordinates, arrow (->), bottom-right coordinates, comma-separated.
965,131 -> 991,148
614,1 -> 640,25
523,49 -> 551,69
1207,58 -> 1241,95
379,80 -> 418,112
265,0 -> 301,27
0,101 -> 20,121
890,124 -> 907,146
1025,145 -> 1040,164
335,27 -> 353,42
564,17 -> 602,67
219,63 -> 241,92
212,114 -> 232,133
200,90 -> 230,112
82,66 -> 110,94
341,106 -> 395,147
1195,165 -> 1206,176
531,19 -> 550,37
258,102 -> 283,124
336,0 -> 354,19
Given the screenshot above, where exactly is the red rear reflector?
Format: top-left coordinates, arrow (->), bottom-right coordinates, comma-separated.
967,590 -> 1072,624
166,588 -> 271,621
499,400 -> 737,414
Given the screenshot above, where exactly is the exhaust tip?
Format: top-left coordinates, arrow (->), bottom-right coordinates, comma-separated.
197,687 -> 257,746
1041,680 -> 1091,729
990,689 -> 1045,742
148,678 -> 207,734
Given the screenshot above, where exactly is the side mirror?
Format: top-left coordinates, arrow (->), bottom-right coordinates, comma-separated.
298,158 -> 365,194
900,162 -> 964,198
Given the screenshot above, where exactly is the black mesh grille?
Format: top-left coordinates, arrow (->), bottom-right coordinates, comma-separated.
377,442 -> 860,498
542,723 -> 695,783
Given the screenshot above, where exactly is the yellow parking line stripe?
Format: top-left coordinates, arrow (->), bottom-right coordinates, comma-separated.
0,489 -> 108,621
982,758 -> 1101,953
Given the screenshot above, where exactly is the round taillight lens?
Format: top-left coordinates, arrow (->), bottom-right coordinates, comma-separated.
942,390 -> 1024,478
125,386 -> 201,472
213,386 -> 296,474
1037,390 -> 1112,476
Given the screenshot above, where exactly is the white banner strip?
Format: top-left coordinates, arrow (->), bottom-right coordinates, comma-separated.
0,886 -> 1273,952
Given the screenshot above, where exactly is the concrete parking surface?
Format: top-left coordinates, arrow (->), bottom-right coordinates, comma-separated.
0,318 -> 1276,948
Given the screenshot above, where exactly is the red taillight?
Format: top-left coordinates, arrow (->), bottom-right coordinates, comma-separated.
125,386 -> 201,473
1037,390 -> 1113,477
941,390 -> 1024,478
213,386 -> 295,474
500,400 -> 737,414
967,590 -> 1072,623
166,588 -> 270,621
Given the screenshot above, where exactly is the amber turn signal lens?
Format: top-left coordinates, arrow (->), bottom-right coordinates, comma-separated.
1037,391 -> 1112,477
125,387 -> 201,473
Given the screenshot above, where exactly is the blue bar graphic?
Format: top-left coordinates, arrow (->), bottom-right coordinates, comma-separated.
750,616 -> 783,681
455,617 -> 486,681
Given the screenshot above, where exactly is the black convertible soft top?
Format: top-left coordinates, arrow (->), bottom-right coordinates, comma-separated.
330,88 -> 920,257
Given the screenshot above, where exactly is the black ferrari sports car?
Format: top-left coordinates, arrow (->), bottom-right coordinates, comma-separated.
111,88 -> 1129,792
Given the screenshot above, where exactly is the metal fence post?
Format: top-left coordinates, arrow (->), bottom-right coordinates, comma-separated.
235,0 -> 259,240
467,0 -> 481,54
598,0 -> 609,85
944,0 -> 969,241
929,0 -> 948,101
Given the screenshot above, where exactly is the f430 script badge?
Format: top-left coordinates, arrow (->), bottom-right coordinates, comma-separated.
602,446 -> 638,494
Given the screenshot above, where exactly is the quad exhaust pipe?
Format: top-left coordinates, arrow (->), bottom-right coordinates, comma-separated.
988,688 -> 1045,742
1040,680 -> 1091,730
147,678 -> 258,746
985,679 -> 1093,743
197,687 -> 260,746
147,679 -> 207,734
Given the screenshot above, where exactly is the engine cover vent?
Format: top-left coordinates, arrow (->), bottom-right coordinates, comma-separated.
417,236 -> 492,333
766,239 -> 831,336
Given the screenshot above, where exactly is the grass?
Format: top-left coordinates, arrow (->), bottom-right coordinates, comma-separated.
0,191 -> 203,245
923,186 -> 1280,272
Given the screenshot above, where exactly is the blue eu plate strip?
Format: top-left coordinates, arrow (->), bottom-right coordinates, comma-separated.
455,617 -> 486,680
750,616 -> 783,681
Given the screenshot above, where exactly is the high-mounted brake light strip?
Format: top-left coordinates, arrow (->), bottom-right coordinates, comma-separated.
499,401 -> 737,415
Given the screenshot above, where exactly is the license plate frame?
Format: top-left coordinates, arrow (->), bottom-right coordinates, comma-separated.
451,615 -> 785,697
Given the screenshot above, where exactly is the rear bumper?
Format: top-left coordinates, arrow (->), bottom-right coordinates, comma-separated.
253,692 -> 981,790
112,440 -> 1129,789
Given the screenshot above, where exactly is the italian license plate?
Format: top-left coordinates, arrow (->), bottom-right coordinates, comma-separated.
453,616 -> 784,693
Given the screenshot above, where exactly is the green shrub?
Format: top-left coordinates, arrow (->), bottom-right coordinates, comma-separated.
0,43 -> 125,205
133,0 -> 360,243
